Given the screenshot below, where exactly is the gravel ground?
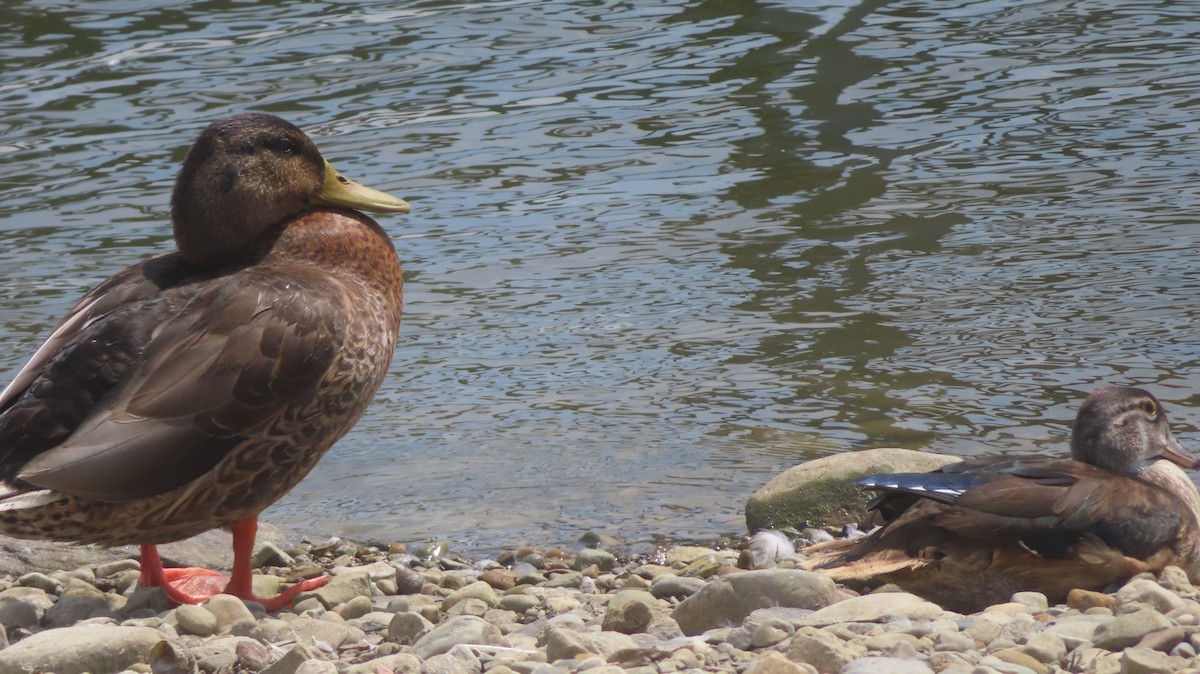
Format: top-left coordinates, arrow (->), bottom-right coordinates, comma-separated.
0,532 -> 1195,674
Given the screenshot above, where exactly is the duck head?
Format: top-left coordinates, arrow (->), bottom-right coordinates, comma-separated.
1071,386 -> 1197,474
170,112 -> 410,268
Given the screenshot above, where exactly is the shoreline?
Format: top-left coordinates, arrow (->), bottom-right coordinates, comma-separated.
0,527 -> 1195,674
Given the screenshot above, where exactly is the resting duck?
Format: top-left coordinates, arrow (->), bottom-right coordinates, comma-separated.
0,113 -> 410,610
804,386 -> 1200,612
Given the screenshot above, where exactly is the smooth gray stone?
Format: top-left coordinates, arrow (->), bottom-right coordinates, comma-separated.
601,590 -> 656,634
649,575 -> 706,600
308,570 -> 372,608
350,610 -> 396,633
338,595 -> 375,620
544,626 -> 638,662
0,624 -> 163,674
421,645 -> 482,674
175,603 -> 219,637
205,594 -> 257,630
14,572 -> 61,595
43,594 -> 115,628
252,542 -> 297,568
346,653 -> 422,674
0,586 -> 53,630
412,616 -> 506,660
499,593 -> 540,613
260,643 -> 327,674
1093,608 -> 1171,650
442,581 -> 500,613
800,592 -> 943,625
543,572 -> 583,589
573,549 -> 616,572
389,611 -> 435,644
785,626 -> 857,673
1115,579 -> 1186,613
250,616 -> 365,648
842,657 -> 935,674
672,569 -> 838,635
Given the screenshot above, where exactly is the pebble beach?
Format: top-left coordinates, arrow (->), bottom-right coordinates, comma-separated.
0,529 -> 1195,674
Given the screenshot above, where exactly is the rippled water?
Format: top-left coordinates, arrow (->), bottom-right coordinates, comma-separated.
2,1 -> 1199,554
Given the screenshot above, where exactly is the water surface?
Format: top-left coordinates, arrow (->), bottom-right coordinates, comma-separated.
2,0 -> 1199,554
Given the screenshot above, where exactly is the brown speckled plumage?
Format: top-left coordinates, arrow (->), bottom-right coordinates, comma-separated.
0,113 -> 409,550
803,387 -> 1200,612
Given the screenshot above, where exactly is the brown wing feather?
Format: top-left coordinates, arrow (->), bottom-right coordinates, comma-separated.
0,254 -> 202,415
7,266 -> 345,503
935,464 -> 1186,557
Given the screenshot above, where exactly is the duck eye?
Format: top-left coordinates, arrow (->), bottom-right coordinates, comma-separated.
1141,400 -> 1158,417
262,137 -> 300,155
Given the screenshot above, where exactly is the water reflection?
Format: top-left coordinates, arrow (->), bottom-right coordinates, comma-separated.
1,0 -> 1198,553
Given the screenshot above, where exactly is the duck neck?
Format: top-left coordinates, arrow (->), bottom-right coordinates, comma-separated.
1140,460 -> 1200,566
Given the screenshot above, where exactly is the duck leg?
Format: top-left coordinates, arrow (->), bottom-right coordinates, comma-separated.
138,518 -> 329,611
222,518 -> 330,609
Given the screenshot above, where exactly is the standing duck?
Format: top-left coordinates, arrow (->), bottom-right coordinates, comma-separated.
804,387 -> 1200,612
0,113 -> 410,610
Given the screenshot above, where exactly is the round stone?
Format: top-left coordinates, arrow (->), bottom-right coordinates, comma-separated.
175,604 -> 219,637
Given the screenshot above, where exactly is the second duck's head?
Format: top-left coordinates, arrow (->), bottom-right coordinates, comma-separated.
1071,386 -> 1197,474
170,112 -> 410,268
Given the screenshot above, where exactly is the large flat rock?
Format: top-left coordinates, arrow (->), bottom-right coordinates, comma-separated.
671,569 -> 839,635
745,447 -> 959,531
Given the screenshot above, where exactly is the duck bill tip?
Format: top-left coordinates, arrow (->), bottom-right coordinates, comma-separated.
1160,441 -> 1200,470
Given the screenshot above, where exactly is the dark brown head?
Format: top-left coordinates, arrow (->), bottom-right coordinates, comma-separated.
1071,386 -> 1196,474
170,112 -> 410,267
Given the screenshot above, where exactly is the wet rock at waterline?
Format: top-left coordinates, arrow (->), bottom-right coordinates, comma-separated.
744,447 -> 959,532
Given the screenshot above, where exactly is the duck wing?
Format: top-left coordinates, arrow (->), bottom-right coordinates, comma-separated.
0,254 -> 200,415
860,457 -> 1186,558
860,456 -> 1072,515
0,263 -> 345,503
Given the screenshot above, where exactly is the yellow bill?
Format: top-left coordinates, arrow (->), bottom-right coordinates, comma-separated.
316,159 -> 411,214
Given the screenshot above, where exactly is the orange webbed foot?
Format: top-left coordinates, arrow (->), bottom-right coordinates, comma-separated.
141,560 -> 330,610
249,575 -> 330,611
140,533 -> 330,611
152,566 -> 227,605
